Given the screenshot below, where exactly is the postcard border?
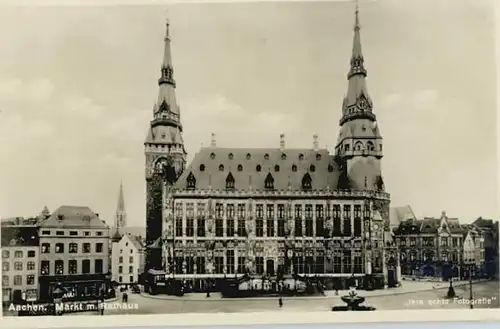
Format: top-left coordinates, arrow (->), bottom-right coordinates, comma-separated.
1,309 -> 500,329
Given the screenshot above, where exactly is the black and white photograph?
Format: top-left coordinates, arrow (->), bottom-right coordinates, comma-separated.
0,0 -> 498,325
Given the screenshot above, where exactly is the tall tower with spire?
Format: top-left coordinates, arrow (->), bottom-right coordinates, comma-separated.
335,3 -> 385,192
144,19 -> 187,272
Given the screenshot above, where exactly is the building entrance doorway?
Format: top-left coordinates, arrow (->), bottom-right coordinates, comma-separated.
266,259 -> 275,276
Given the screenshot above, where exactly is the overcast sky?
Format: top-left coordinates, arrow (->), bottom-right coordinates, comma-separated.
0,0 -> 496,226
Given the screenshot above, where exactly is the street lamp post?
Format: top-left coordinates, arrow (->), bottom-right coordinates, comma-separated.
468,262 -> 474,309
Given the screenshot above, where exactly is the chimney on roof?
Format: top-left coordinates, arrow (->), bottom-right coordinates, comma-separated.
442,211 -> 446,217
210,133 -> 216,147
279,133 -> 285,151
313,134 -> 319,151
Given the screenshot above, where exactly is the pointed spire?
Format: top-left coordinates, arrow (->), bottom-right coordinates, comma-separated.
348,0 -> 366,79
154,16 -> 179,118
339,0 -> 376,126
117,181 -> 125,212
115,181 -> 127,229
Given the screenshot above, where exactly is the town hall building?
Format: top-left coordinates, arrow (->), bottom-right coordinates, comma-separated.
143,7 -> 399,293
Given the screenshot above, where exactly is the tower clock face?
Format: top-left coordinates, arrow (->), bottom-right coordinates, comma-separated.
373,224 -> 379,230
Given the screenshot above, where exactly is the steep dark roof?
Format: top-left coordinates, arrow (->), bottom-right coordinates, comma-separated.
40,205 -> 109,229
473,217 -> 496,229
111,230 -> 122,242
394,219 -> 421,235
419,218 -> 441,233
1,225 -> 39,247
175,147 -> 340,191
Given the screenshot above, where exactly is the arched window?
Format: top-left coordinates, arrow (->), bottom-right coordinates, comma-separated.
316,154 -> 321,161
302,173 -> 312,190
226,173 -> 235,190
228,153 -> 234,160
218,164 -> 224,171
274,165 -> 280,172
265,173 -> 274,190
237,164 -> 243,172
246,153 -> 251,160
256,165 -> 262,172
199,164 -> 205,172
298,153 -> 304,160
355,141 -> 363,151
264,153 -> 270,160
309,165 -> 316,172
187,172 -> 196,189
210,152 -> 216,159
292,164 -> 297,172
367,141 -> 375,151
281,153 -> 287,160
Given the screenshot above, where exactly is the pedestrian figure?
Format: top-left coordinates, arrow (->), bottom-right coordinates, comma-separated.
122,291 -> 128,303
278,297 -> 283,308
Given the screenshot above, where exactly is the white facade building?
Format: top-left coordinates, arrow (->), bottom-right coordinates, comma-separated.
111,234 -> 145,285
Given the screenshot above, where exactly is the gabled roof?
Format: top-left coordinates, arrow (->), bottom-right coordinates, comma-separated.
174,147 -> 340,191
40,205 -> 109,229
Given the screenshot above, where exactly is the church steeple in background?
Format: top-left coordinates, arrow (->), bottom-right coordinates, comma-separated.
115,181 -> 127,229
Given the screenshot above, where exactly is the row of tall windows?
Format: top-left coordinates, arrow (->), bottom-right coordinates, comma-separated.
174,203 -> 368,237
40,259 -> 104,276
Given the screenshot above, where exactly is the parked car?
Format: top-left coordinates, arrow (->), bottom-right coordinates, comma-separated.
131,285 -> 141,294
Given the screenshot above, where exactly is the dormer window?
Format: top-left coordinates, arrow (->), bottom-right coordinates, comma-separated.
246,153 -> 251,160
264,173 -> 274,190
367,141 -> 375,151
302,173 -> 312,190
237,164 -> 243,172
218,164 -> 224,171
316,154 -> 321,161
264,153 -> 269,160
298,154 -> 304,160
210,153 -> 216,159
292,164 -> 297,172
199,164 -> 205,172
281,154 -> 287,160
226,173 -> 235,190
228,153 -> 234,160
309,165 -> 316,173
274,165 -> 280,172
186,172 -> 196,189
355,141 -> 363,151
256,165 -> 261,172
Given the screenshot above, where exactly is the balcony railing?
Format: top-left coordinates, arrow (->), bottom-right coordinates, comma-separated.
173,188 -> 390,200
